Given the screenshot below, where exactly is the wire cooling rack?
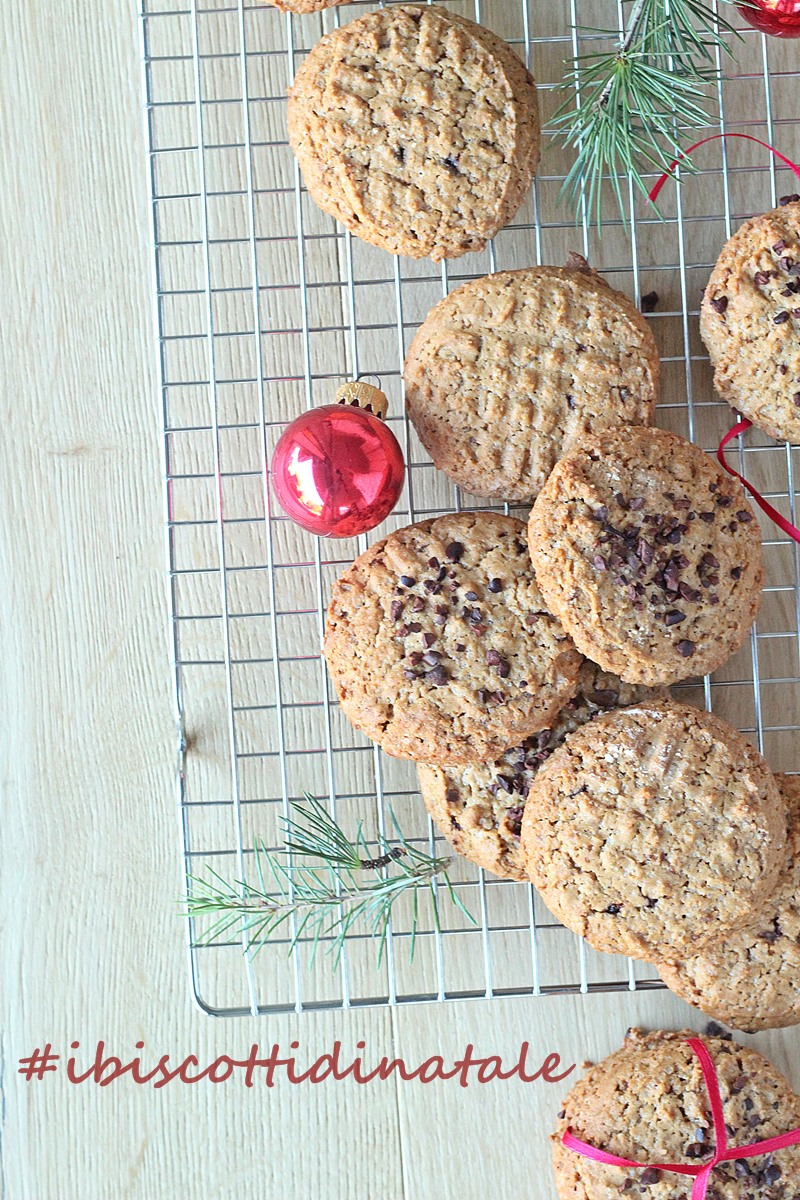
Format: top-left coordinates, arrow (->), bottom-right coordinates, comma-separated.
139,0 -> 800,1016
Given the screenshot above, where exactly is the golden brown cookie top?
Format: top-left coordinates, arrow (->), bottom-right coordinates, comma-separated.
404,265 -> 659,502
287,5 -> 540,260
659,773 -> 800,1032
701,199 -> 800,443
527,426 -> 764,686
521,700 -> 785,961
323,512 -> 582,764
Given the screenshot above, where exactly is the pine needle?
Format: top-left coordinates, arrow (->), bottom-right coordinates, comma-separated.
554,0 -> 740,228
185,793 -> 476,968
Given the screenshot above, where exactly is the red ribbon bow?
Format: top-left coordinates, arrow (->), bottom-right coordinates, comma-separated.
563,1038 -> 800,1198
648,131 -> 800,548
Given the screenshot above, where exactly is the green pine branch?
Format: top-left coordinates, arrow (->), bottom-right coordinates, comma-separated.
185,794 -> 475,968
554,0 -> 741,228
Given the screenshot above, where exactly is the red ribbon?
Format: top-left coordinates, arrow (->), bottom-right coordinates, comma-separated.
718,418 -> 800,545
647,131 -> 800,547
648,131 -> 800,203
563,1038 -> 800,1198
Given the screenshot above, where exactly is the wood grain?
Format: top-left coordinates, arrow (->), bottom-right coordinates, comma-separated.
1,1 -> 799,1198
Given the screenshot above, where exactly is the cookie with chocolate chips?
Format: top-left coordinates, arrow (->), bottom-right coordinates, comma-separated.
527,425 -> 764,686
403,263 -> 659,502
552,1028 -> 800,1199
659,773 -> 800,1032
521,701 -> 785,961
263,0 -> 350,11
287,5 -> 540,261
416,662 -> 667,881
701,198 -> 800,443
323,513 -> 582,764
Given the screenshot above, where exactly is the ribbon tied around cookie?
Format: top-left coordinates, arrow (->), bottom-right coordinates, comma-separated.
562,1038 -> 800,1199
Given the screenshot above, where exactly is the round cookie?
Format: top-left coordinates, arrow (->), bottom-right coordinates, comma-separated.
287,5 -> 540,261
701,198 -> 800,443
552,1028 -> 800,1199
323,513 -> 581,764
417,662 -> 667,881
265,0 -> 349,11
404,263 -> 659,501
520,701 -> 785,961
659,773 -> 800,1032
527,425 -> 764,686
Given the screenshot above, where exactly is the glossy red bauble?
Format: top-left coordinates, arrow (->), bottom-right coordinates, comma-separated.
738,0 -> 800,37
271,403 -> 405,538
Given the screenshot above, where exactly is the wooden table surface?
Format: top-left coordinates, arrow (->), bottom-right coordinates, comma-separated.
2,2 -> 799,1197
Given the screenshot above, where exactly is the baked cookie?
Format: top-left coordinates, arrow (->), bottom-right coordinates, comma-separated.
520,701 -> 785,961
552,1028 -> 800,1198
701,198 -> 800,443
527,425 -> 764,686
265,0 -> 349,11
404,263 -> 659,502
323,513 -> 581,764
659,773 -> 800,1032
287,5 -> 540,261
417,662 -> 667,881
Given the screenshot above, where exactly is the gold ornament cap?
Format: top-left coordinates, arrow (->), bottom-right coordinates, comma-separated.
334,380 -> 388,421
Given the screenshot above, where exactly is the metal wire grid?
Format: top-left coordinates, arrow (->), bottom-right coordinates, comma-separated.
139,0 -> 800,1016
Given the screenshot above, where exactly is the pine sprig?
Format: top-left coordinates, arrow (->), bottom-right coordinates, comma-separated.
554,0 -> 740,227
185,794 -> 475,967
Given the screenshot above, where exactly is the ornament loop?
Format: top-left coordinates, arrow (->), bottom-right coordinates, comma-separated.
335,380 -> 389,421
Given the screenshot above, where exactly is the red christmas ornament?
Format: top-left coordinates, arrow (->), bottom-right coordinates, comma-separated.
270,381 -> 405,538
738,0 -> 800,37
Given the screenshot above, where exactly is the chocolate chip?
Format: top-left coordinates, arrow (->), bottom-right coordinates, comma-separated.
639,1168 -> 661,1185
506,807 -> 523,836
445,788 -> 459,805
589,689 -> 619,707
411,596 -> 426,611
762,1163 -> 782,1184
733,1160 -> 752,1179
685,1144 -> 706,1159
694,1127 -> 707,1143
566,394 -> 575,410
705,1021 -> 732,1040
702,552 -> 720,568
396,624 -> 410,637
677,639 -> 695,657
629,497 -> 645,511
422,651 -> 441,666
390,599 -> 404,621
754,270 -> 772,286
423,579 -> 441,594
774,310 -> 790,324
592,554 -> 608,572
427,665 -> 448,686
710,295 -> 728,314
478,688 -> 489,705
488,578 -> 503,593
592,505 -> 609,523
443,154 -> 459,174
794,393 -> 800,408
698,511 -> 715,523
606,903 -> 622,915
636,539 -> 654,566
780,255 -> 795,272
773,239 -> 787,254
664,610 -> 686,626
780,193 -> 800,205
398,575 -> 416,588
445,542 -> 463,562
427,557 -> 439,569
640,291 -> 659,313
780,363 -> 789,374
402,668 -> 416,681
455,643 -> 466,652
420,632 -> 434,648
464,590 -> 479,602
